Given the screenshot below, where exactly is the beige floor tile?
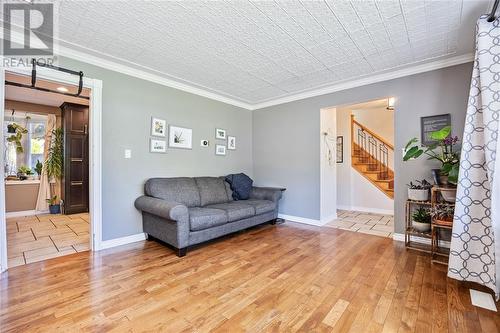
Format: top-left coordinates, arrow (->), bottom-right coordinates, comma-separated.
32,225 -> 74,238
328,220 -> 355,229
8,236 -> 54,254
73,242 -> 90,252
371,224 -> 394,233
25,248 -> 77,264
351,223 -> 373,230
51,233 -> 89,248
18,221 -> 56,232
67,222 -> 90,234
7,230 -> 35,242
357,229 -> 391,238
8,256 -> 25,268
24,246 -> 59,260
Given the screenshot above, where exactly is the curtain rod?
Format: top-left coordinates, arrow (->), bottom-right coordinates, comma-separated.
488,0 -> 500,22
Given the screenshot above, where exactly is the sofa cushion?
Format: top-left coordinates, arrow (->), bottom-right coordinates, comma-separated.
206,202 -> 255,222
195,177 -> 229,206
221,177 -> 234,202
241,199 -> 276,215
145,178 -> 200,207
188,207 -> 227,231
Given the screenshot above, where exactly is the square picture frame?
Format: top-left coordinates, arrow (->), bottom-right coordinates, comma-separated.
336,136 -> 343,163
151,117 -> 166,137
421,114 -> 451,146
215,128 -> 226,140
169,125 -> 193,149
215,144 -> 226,155
227,136 -> 236,150
150,139 -> 167,153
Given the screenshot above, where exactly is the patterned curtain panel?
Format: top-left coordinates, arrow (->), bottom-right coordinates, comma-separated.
448,15 -> 500,296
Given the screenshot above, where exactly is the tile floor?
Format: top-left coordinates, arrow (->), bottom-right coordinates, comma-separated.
325,210 -> 394,238
7,212 -> 90,268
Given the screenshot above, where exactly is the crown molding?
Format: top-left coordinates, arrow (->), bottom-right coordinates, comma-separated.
57,45 -> 255,110
251,53 -> 474,110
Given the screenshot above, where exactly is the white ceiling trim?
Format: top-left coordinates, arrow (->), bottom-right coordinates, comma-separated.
252,53 -> 474,109
56,46 -> 473,111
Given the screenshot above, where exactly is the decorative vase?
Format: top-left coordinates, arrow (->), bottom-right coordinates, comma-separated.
408,188 -> 429,201
49,204 -> 60,214
440,188 -> 457,203
412,221 -> 431,232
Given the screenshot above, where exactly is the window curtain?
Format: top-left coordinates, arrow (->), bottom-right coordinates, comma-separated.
448,15 -> 500,297
35,114 -> 56,211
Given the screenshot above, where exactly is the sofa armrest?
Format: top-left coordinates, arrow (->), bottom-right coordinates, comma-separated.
134,196 -> 188,221
249,187 -> 284,202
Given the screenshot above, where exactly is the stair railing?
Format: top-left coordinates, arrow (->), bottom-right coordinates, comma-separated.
350,115 -> 394,181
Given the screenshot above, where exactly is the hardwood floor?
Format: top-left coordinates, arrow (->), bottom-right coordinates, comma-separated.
1,222 -> 499,332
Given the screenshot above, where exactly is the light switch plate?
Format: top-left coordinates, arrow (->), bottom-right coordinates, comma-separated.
124,149 -> 132,159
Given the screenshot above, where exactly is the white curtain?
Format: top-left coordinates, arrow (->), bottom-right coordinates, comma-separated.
448,15 -> 500,296
35,114 -> 56,211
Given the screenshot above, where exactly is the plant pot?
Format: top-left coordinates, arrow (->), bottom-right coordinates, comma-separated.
431,169 -> 451,186
408,188 -> 429,201
440,188 -> 457,203
434,217 -> 453,227
412,221 -> 431,232
49,204 -> 60,214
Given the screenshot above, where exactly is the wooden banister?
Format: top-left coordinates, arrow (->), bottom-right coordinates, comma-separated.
351,118 -> 394,150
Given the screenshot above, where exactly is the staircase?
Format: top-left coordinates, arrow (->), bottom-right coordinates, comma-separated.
350,115 -> 394,199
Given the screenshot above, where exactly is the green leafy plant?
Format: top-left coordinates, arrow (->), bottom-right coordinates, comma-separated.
411,207 -> 431,223
34,160 -> 43,176
430,204 -> 455,221
6,123 -> 28,153
46,195 -> 58,206
403,126 -> 460,184
17,165 -> 33,176
45,128 -> 64,179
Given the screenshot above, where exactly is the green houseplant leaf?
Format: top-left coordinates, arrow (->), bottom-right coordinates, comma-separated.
45,128 -> 64,179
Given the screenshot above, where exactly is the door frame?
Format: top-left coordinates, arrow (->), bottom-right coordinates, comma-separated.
0,66 -> 103,272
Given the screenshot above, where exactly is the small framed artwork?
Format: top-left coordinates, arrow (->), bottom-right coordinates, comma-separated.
336,136 -> 343,163
227,136 -> 236,150
150,139 -> 166,153
215,128 -> 226,140
151,117 -> 166,137
215,144 -> 226,155
421,114 -> 451,146
169,125 -> 193,149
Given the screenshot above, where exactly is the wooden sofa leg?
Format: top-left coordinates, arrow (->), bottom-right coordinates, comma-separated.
177,247 -> 187,257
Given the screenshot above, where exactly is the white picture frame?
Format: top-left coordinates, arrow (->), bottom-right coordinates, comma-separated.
151,117 -> 166,137
227,136 -> 236,150
215,144 -> 226,155
169,125 -> 192,149
150,139 -> 166,153
215,128 -> 226,140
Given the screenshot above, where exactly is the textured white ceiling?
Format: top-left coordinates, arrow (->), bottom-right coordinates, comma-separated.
55,0 -> 489,105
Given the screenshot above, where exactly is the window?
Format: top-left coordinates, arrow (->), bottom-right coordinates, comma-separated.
4,114 -> 47,176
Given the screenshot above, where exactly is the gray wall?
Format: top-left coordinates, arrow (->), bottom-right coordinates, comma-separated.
253,63 -> 473,232
60,57 -> 253,241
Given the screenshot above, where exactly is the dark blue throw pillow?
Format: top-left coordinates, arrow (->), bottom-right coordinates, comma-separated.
225,173 -> 253,200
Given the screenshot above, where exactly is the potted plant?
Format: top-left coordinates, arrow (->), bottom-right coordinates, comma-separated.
6,123 -> 28,153
430,204 -> 454,225
46,195 -> 61,214
45,128 -> 64,180
17,165 -> 33,180
407,179 -> 432,201
403,126 -> 460,186
34,160 -> 43,180
411,207 -> 431,232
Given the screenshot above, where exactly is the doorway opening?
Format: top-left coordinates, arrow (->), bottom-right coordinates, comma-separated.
321,98 -> 395,237
0,68 -> 102,271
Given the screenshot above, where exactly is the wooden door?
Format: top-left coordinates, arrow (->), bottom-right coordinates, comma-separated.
61,103 -> 89,214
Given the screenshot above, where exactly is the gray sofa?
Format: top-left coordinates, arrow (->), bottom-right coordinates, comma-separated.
134,176 -> 283,256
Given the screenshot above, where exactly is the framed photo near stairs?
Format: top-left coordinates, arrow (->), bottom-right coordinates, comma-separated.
336,136 -> 343,163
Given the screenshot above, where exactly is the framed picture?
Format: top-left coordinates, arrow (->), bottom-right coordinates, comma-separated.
151,117 -> 166,137
169,125 -> 192,149
150,139 -> 166,153
421,114 -> 451,146
336,136 -> 343,163
227,136 -> 236,150
215,144 -> 226,155
215,128 -> 226,140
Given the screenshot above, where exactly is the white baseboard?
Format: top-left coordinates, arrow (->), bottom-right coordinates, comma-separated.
337,205 -> 394,215
6,210 -> 49,218
100,233 -> 147,250
393,232 -> 450,248
321,213 -> 338,224
278,214 -> 327,226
